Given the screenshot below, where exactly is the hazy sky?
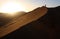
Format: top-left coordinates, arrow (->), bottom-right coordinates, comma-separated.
0,0 -> 60,12
18,0 -> 60,11
23,0 -> 60,7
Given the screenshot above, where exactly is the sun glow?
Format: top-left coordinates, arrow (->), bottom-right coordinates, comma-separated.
0,2 -> 26,15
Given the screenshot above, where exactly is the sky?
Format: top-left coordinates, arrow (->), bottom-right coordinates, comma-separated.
17,0 -> 60,11
0,0 -> 60,12
24,0 -> 60,7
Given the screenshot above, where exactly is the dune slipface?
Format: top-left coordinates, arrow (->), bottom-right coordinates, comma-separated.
0,6 -> 48,38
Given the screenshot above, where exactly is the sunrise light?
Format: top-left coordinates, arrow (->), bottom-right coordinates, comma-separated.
0,1 -> 26,15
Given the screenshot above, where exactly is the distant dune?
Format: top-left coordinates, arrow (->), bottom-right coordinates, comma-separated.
0,12 -> 26,26
0,6 -> 60,39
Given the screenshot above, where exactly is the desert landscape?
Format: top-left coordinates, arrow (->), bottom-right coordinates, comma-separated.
0,0 -> 60,39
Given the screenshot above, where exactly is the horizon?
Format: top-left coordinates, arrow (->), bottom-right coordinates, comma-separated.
0,0 -> 60,13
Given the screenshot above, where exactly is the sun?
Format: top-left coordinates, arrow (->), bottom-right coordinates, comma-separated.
0,2 -> 26,14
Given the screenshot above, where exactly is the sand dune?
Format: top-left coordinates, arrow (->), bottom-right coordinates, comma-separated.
0,6 -> 48,37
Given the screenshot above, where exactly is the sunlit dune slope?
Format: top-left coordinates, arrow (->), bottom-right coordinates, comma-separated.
0,6 -> 48,37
